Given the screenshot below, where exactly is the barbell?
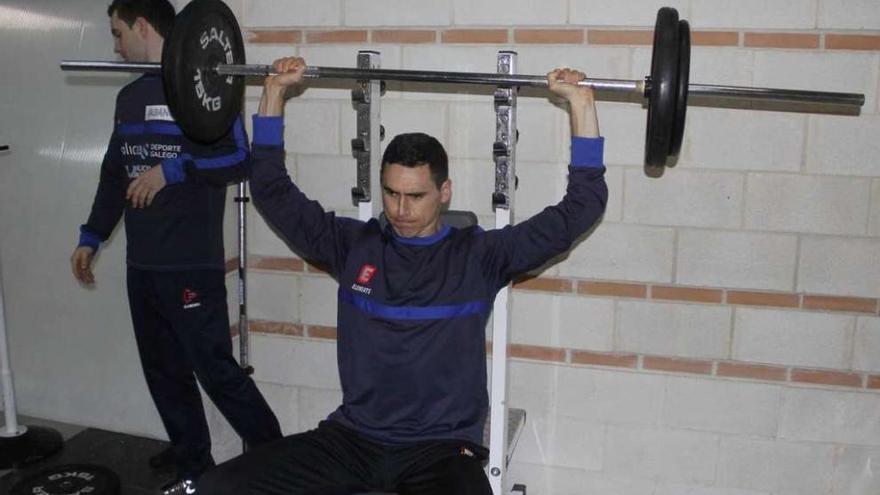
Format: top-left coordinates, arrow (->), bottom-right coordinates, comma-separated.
60,0 -> 864,167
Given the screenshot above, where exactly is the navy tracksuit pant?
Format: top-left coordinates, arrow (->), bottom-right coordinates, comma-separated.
126,268 -> 281,479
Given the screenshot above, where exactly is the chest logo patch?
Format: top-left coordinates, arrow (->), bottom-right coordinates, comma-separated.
145,105 -> 174,122
356,264 -> 377,285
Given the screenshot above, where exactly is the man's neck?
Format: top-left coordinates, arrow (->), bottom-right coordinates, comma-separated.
146,39 -> 163,63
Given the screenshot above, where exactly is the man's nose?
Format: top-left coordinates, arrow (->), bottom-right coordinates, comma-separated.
398,197 -> 411,217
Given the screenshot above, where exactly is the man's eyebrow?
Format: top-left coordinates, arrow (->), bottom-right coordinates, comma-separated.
383,186 -> 427,197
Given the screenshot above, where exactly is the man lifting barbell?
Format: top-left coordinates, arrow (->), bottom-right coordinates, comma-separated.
195,56 -> 607,495
68,1 -> 281,493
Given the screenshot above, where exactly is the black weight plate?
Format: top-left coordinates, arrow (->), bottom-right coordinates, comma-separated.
11,464 -> 120,495
669,19 -> 690,159
644,7 -> 680,168
163,0 -> 245,143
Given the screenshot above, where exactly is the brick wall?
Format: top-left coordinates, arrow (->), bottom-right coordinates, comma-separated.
205,1 -> 880,493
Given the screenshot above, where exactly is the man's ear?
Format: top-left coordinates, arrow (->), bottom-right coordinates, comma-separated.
134,16 -> 150,38
440,179 -> 452,204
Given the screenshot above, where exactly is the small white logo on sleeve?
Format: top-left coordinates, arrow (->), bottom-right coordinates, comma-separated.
145,105 -> 174,122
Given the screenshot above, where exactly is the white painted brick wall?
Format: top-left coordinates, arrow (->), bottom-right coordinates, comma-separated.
447,159 -> 495,216
343,0 -> 451,26
818,0 -> 880,30
798,236 -> 880,297
516,100 -> 567,164
733,307 -> 855,369
717,437 -> 835,495
604,426 -> 719,483
515,46 -> 632,80
661,376 -> 781,436
556,366 -> 664,426
569,0 -> 690,27
375,99 -> 448,148
833,445 -> 880,495
511,292 -> 615,350
558,223 -> 676,283
753,51 -> 879,112
284,100 -> 342,154
598,104 -> 651,166
453,0 -> 567,26
617,300 -> 732,359
853,317 -> 880,372
654,482 -> 770,495
744,174 -> 870,235
298,275 -> 338,326
248,271 -> 299,322
602,166 -> 624,221
676,229 -> 798,291
447,101 -> 496,159
515,413 -> 604,470
780,387 -> 880,445
248,207 -> 302,257
508,462 -> 656,495
871,179 -> 880,236
509,361 -> 559,417
807,114 -> 880,177
683,109 -> 806,172
296,155 -> 356,211
690,0 -> 817,29
402,45 -> 509,74
624,169 -> 745,228
251,335 -> 341,388
681,47 -> 754,88
514,160 -> 567,220
243,0 -> 342,27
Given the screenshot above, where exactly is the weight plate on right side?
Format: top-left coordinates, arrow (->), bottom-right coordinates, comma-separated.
669,19 -> 690,160
644,7 -> 681,168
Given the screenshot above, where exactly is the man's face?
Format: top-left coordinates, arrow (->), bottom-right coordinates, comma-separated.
110,12 -> 146,62
381,163 -> 451,238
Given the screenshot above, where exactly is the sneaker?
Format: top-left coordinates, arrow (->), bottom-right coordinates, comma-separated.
149,446 -> 175,470
160,479 -> 197,495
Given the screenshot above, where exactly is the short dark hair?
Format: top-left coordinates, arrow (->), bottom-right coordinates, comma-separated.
381,133 -> 449,188
108,0 -> 176,38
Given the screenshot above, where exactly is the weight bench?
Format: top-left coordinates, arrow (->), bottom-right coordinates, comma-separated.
351,50 -> 529,494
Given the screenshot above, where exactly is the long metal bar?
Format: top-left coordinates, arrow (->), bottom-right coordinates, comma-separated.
60,60 -> 865,112
61,60 -> 162,73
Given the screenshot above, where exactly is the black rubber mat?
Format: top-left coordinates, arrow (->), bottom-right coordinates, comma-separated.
0,428 -> 174,495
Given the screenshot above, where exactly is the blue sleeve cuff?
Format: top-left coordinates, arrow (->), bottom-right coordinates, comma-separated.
252,115 -> 284,146
78,227 -> 102,250
570,136 -> 604,168
161,154 -> 189,184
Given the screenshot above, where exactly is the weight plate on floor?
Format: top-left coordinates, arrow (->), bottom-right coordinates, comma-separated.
10,464 -> 120,495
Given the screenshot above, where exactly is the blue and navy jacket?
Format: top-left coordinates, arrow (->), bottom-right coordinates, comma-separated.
78,74 -> 248,270
250,115 -> 607,447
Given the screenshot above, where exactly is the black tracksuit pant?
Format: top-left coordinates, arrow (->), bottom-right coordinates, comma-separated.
127,268 -> 281,479
199,420 -> 493,494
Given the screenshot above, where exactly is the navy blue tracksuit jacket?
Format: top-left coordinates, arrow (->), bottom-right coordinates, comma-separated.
249,115 -> 607,447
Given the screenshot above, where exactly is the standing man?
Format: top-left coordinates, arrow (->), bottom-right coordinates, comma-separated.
198,57 -> 607,494
70,2 -> 281,493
